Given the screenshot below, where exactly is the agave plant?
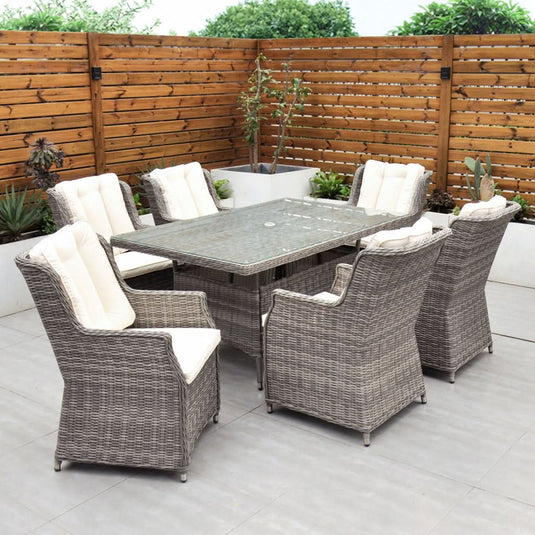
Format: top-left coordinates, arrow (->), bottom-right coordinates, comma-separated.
0,186 -> 43,242
465,154 -> 495,202
309,170 -> 351,200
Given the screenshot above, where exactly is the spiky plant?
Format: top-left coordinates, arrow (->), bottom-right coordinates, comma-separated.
465,154 -> 494,201
0,186 -> 43,241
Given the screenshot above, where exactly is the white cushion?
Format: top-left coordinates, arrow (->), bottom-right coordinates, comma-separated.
114,251 -> 172,279
357,160 -> 425,214
54,173 -> 135,243
366,217 -> 433,250
459,195 -> 507,218
29,222 -> 136,330
149,162 -> 218,220
311,291 -> 340,303
131,327 -> 220,384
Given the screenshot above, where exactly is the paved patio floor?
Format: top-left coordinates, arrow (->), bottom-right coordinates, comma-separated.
1,281 -> 534,534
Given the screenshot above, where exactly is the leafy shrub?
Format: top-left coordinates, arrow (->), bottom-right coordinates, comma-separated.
309,170 -> 351,200
426,189 -> 456,213
510,194 -> 533,222
213,179 -> 232,200
24,137 -> 64,191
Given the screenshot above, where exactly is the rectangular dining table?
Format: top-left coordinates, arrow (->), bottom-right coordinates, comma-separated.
112,198 -> 411,388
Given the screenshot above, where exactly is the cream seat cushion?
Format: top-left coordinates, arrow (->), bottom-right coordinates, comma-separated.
54,173 -> 135,243
366,216 -> 433,250
131,327 -> 221,384
29,222 -> 136,330
357,160 -> 425,214
149,162 -> 218,220
458,195 -> 506,218
114,251 -> 172,279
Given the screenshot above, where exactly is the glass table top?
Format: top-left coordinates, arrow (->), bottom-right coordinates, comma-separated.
112,198 -> 407,275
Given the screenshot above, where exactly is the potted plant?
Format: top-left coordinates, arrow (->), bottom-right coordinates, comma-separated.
211,55 -> 319,207
304,170 -> 351,205
423,188 -> 457,227
1,137 -> 64,316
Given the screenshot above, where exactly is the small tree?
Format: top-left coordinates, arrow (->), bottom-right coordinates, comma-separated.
392,0 -> 534,35
239,56 -> 311,174
194,0 -> 356,39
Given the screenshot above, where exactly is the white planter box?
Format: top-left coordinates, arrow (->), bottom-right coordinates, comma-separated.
211,164 -> 320,208
0,234 -> 45,317
489,221 -> 535,288
422,211 -> 454,228
218,197 -> 234,209
139,213 -> 155,226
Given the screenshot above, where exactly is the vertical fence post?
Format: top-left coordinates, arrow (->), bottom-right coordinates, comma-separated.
87,32 -> 106,174
436,35 -> 454,193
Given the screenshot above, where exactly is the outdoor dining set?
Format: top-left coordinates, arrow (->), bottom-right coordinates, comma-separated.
16,159 -> 519,482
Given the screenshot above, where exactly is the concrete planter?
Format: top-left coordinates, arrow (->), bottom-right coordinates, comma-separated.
422,211 -> 454,228
489,220 -> 535,288
211,164 -> 320,208
0,234 -> 45,317
218,197 -> 234,209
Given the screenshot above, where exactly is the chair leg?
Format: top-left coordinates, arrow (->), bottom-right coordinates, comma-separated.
363,432 -> 371,447
266,402 -> 273,414
54,459 -> 62,472
256,356 -> 263,391
421,392 -> 427,404
180,472 -> 187,483
488,342 -> 493,353
213,413 -> 219,424
449,371 -> 456,383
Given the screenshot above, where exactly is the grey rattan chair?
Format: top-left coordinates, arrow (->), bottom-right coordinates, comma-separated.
47,174 -> 173,290
143,165 -> 222,225
16,232 -> 220,482
263,227 -> 451,446
349,162 -> 432,227
415,202 -> 520,383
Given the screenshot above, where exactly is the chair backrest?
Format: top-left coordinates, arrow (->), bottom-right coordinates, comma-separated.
428,201 -> 520,299
48,173 -> 142,242
27,221 -> 135,331
349,160 -> 431,217
143,162 -> 219,224
338,228 -> 451,341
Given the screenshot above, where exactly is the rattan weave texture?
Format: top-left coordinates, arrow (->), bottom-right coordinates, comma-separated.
415,202 -> 520,382
47,180 -> 173,290
16,238 -> 220,479
264,228 -> 452,445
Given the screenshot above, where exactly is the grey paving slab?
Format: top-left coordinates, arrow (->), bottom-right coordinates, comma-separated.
0,434 -> 127,521
0,324 -> 29,349
54,472 -> 267,535
31,522 -> 73,535
479,431 -> 535,507
429,488 -> 535,535
0,307 -> 46,337
0,336 -> 62,411
0,387 -> 58,455
486,282 -> 535,342
0,493 -> 49,534
229,438 -> 471,535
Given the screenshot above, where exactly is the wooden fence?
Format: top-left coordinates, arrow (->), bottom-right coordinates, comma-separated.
0,31 -> 533,208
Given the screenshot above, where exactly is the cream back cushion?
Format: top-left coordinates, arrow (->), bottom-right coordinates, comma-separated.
149,162 -> 218,220
458,195 -> 506,218
54,173 -> 135,242
367,216 -> 433,249
357,160 -> 425,214
29,222 -> 136,330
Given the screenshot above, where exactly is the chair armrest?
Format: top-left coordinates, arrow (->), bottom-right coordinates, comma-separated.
124,288 -> 216,329
330,263 -> 353,295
